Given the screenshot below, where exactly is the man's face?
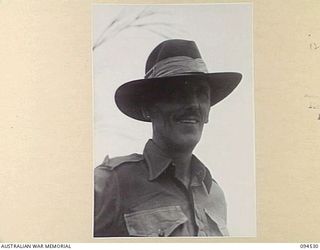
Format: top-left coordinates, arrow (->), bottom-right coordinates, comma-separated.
148,79 -> 211,152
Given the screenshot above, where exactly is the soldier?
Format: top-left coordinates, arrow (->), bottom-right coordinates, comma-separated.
94,39 -> 242,237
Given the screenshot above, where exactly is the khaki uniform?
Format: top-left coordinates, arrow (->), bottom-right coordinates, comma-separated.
94,140 -> 228,237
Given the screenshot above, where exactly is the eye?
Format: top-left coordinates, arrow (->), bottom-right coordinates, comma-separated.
194,85 -> 210,99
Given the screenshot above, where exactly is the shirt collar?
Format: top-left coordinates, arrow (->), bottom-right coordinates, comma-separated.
143,140 -> 172,181
190,155 -> 213,193
143,139 -> 213,193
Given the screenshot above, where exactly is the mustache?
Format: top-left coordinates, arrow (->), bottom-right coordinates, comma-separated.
174,107 -> 203,122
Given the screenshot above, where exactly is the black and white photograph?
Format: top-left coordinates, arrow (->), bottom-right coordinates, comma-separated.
93,3 -> 255,237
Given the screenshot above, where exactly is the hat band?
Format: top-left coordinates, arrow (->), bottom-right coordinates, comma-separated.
145,56 -> 208,79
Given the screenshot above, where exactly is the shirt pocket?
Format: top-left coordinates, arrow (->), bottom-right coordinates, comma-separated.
124,206 -> 188,237
204,208 -> 229,236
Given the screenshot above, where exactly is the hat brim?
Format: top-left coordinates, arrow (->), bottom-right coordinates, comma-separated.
115,72 -> 242,122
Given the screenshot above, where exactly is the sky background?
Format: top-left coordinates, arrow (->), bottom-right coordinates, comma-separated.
93,3 -> 255,237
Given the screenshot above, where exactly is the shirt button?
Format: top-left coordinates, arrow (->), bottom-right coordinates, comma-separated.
158,229 -> 165,237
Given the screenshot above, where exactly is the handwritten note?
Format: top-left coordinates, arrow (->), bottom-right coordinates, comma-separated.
308,34 -> 320,50
305,94 -> 320,120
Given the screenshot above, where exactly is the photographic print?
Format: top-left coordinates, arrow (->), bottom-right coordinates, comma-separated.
93,3 -> 255,237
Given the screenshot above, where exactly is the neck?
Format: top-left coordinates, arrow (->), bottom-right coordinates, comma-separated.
152,138 -> 194,160
152,137 -> 195,176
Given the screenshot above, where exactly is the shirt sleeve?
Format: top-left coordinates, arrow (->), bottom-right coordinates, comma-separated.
94,166 -> 121,237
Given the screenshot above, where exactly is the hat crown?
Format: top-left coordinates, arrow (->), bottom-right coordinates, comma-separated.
145,39 -> 202,74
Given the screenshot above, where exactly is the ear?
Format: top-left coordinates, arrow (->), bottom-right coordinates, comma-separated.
203,108 -> 210,123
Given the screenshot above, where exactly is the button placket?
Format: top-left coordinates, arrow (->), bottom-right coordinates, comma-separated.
191,186 -> 204,235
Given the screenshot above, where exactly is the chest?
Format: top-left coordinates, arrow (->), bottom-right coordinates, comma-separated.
117,173 -> 228,237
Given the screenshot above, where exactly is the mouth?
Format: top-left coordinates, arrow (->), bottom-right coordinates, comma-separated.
178,118 -> 200,124
174,114 -> 201,124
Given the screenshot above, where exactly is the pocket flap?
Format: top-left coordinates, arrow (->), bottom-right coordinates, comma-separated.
124,206 -> 188,237
204,208 -> 229,236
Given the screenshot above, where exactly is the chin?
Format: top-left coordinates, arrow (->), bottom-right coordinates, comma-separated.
172,134 -> 201,151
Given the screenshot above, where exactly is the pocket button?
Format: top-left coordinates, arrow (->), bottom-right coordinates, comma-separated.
158,229 -> 165,237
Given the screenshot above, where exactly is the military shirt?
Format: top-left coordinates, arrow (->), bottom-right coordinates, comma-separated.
94,140 -> 228,237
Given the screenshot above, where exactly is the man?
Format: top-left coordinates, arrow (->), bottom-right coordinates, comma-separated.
94,39 -> 242,237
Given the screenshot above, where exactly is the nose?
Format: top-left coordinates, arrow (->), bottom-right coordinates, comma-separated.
183,90 -> 199,106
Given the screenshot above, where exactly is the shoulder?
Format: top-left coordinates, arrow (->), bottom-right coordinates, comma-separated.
210,177 -> 226,202
95,153 -> 144,178
97,153 -> 144,170
94,153 -> 144,191
206,168 -> 226,204
208,175 -> 228,223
